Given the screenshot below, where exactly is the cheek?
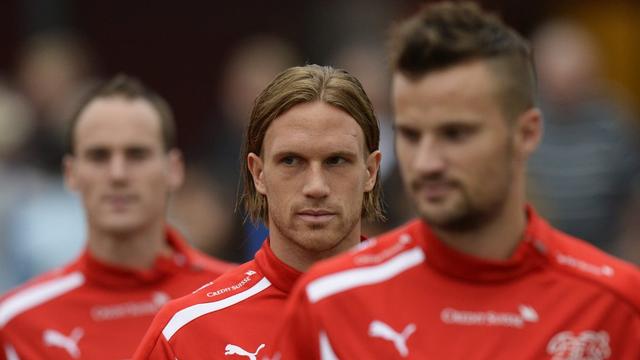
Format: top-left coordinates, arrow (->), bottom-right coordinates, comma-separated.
332,171 -> 367,202
148,178 -> 172,198
75,175 -> 102,199
456,134 -> 509,170
461,144 -> 513,194
264,176 -> 295,210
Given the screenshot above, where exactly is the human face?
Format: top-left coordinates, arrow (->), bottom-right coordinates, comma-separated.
392,60 -> 537,230
248,101 -> 380,266
64,97 -> 183,236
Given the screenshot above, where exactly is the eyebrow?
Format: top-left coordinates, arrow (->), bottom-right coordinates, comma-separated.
326,150 -> 359,159
81,143 -> 155,153
271,149 -> 360,159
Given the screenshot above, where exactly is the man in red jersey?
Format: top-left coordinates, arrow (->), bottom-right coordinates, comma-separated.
269,2 -> 640,359
0,75 -> 233,360
132,64 -> 382,359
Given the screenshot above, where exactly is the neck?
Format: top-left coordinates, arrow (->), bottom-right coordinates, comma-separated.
433,192 -> 527,261
87,222 -> 172,269
269,223 -> 362,272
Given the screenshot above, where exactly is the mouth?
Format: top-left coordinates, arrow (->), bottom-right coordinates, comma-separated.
296,209 -> 336,224
414,181 -> 456,200
103,194 -> 137,208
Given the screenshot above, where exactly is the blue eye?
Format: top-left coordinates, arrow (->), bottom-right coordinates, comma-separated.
281,156 -> 298,165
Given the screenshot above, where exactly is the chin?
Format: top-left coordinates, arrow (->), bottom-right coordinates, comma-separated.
97,220 -> 144,236
295,229 -> 345,252
423,206 -> 492,232
420,203 -> 466,226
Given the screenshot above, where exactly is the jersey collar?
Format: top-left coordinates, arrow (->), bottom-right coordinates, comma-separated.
413,206 -> 550,282
254,239 -> 303,294
78,226 -> 193,289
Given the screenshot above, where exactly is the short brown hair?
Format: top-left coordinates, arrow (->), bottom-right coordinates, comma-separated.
389,1 -> 536,119
66,74 -> 176,154
241,64 -> 383,224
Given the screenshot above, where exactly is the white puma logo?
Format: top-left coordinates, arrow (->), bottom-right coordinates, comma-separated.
42,327 -> 84,359
224,343 -> 265,360
368,320 -> 416,357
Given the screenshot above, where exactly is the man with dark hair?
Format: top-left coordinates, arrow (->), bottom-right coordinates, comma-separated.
133,64 -> 382,358
0,74 -> 233,359
269,2 -> 640,359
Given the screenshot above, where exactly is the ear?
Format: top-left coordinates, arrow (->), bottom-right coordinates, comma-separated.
247,152 -> 267,195
514,108 -> 542,159
167,149 -> 185,191
63,155 -> 79,192
364,150 -> 382,192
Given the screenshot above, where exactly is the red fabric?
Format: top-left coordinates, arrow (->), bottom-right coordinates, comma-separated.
0,227 -> 233,360
270,207 -> 640,359
133,239 -> 302,359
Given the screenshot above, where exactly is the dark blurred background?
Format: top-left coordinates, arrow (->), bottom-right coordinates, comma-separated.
1,0 -> 639,293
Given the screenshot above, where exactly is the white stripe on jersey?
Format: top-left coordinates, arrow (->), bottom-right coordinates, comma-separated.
306,247 -> 425,303
4,343 -> 20,360
320,331 -> 339,360
162,277 -> 272,340
0,272 -> 84,328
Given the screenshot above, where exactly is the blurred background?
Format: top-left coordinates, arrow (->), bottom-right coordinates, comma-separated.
1,0 -> 639,293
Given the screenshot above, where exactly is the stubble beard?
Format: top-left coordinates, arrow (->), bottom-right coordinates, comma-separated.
271,210 -> 360,256
415,165 -> 514,234
420,187 -> 508,233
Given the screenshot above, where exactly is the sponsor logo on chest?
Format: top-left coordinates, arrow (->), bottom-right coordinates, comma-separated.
90,291 -> 170,321
207,270 -> 259,298
555,253 -> 614,278
441,304 -> 539,328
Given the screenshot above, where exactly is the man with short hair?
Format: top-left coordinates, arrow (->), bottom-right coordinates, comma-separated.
132,64 -> 382,359
0,75 -> 233,360
269,2 -> 640,359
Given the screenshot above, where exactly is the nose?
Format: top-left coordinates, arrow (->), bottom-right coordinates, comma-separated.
302,163 -> 330,199
107,154 -> 127,182
413,137 -> 446,175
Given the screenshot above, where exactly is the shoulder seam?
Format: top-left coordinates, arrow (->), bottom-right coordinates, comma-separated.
306,246 -> 425,303
548,258 -> 640,314
161,276 -> 271,341
0,272 -> 85,328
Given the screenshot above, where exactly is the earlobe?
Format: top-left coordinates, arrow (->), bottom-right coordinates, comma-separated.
247,153 -> 267,195
365,150 -> 382,192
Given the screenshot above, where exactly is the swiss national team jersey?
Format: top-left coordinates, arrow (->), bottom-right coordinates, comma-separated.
132,239 -> 301,359
0,227 -> 234,360
270,207 -> 640,360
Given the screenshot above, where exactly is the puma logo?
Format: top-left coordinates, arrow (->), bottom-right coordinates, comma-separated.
224,343 -> 265,360
42,327 -> 84,359
369,320 -> 416,357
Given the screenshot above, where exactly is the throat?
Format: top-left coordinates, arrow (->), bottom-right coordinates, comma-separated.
433,209 -> 527,261
87,226 -> 170,269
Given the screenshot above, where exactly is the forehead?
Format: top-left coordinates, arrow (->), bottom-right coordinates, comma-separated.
74,97 -> 163,150
392,61 -> 504,125
263,101 -> 365,156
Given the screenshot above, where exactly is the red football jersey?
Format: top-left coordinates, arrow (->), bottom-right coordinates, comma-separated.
133,239 -> 301,359
0,227 -> 234,360
270,207 -> 640,359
